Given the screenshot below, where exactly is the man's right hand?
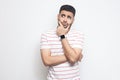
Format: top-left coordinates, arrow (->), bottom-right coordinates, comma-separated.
79,53 -> 83,62
56,21 -> 69,36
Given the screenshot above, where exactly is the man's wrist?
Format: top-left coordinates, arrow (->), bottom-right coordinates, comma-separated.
60,35 -> 65,40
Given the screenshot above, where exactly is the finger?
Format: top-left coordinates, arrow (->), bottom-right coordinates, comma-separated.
65,25 -> 70,30
79,57 -> 81,62
57,21 -> 61,28
58,21 -> 63,27
79,54 -> 83,61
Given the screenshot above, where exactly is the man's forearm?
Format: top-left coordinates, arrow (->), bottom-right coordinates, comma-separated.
46,55 -> 67,66
41,49 -> 67,66
61,38 -> 79,63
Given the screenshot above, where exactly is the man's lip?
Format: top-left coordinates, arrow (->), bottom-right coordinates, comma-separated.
63,25 -> 68,28
62,22 -> 67,25
63,24 -> 68,26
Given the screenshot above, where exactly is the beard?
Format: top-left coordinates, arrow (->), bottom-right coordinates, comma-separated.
57,19 -> 72,29
62,22 -> 69,29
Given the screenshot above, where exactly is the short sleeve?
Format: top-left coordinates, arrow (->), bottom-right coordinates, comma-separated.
40,33 -> 50,49
71,32 -> 84,49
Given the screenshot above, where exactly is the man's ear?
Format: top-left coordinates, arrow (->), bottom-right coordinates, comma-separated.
72,18 -> 75,23
57,14 -> 60,21
57,14 -> 60,26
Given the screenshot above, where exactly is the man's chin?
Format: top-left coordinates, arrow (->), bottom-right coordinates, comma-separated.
63,26 -> 68,28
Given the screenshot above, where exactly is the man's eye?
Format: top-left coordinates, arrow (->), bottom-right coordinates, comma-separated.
61,14 -> 65,17
68,16 -> 71,19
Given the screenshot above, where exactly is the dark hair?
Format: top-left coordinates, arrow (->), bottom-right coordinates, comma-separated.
59,4 -> 76,16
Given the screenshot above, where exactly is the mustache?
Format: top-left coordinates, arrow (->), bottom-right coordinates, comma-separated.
61,22 -> 68,26
57,21 -> 72,29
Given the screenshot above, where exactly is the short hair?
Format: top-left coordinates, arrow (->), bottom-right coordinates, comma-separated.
59,4 -> 76,16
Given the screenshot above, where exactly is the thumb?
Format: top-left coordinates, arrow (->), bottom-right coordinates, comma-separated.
58,21 -> 63,27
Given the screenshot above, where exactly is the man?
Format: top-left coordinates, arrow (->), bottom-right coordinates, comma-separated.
40,4 -> 84,80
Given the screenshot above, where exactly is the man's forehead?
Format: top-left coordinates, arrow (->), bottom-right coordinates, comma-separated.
60,10 -> 74,16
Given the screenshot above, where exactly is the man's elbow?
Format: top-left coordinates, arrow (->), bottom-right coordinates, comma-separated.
43,60 -> 51,66
68,57 -> 78,64
43,62 -> 49,66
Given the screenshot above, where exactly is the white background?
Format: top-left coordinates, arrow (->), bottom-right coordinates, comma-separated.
0,0 -> 120,80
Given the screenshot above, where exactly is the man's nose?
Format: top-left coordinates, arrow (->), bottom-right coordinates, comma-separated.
63,17 -> 67,22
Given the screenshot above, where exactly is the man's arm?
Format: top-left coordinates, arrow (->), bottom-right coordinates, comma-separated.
61,38 -> 83,64
40,49 -> 67,66
56,21 -> 83,64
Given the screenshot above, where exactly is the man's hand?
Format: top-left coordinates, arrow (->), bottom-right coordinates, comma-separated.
56,21 -> 69,36
78,53 -> 83,62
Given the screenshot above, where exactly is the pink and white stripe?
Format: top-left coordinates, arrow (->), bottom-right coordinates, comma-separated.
40,29 -> 84,80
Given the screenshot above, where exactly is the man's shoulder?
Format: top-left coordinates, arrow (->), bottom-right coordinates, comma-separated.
70,29 -> 84,35
41,28 -> 56,36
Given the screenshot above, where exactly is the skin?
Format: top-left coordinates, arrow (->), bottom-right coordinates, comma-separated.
41,10 -> 83,66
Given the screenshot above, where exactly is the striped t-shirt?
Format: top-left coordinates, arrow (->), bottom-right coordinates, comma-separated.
40,28 -> 84,80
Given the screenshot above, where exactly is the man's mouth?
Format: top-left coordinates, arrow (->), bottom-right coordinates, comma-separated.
62,23 -> 68,28
63,25 -> 68,28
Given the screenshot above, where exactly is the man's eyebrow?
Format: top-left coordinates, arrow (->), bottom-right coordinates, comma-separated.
68,15 -> 71,17
61,14 -> 65,15
67,15 -> 72,18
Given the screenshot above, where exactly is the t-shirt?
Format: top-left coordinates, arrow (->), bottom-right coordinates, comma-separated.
40,28 -> 84,80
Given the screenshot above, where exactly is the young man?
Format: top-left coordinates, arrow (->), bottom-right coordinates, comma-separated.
40,4 -> 84,80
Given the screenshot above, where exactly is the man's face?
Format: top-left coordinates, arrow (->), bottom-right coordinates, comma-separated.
58,10 -> 74,29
